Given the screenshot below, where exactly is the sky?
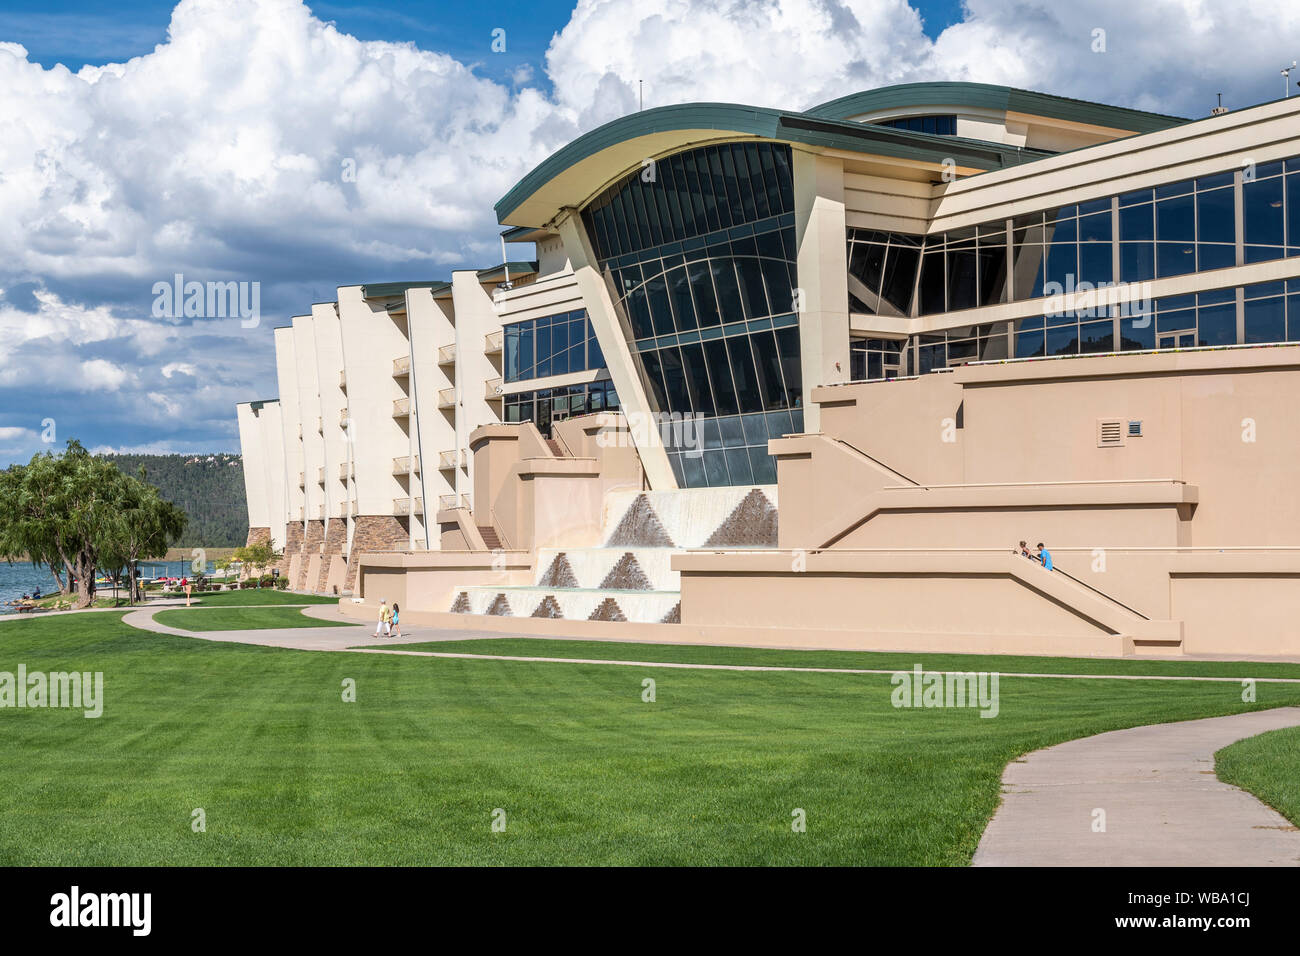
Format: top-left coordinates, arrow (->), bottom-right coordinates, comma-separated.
0,0 -> 1296,466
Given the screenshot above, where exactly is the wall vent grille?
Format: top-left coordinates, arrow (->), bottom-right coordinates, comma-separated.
1097,419 -> 1125,447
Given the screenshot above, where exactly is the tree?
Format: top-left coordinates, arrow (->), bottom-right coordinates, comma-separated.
231,541 -> 282,580
0,440 -> 186,608
99,471 -> 187,605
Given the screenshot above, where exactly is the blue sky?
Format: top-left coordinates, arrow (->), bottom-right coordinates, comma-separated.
0,0 -> 1291,466
4,1 -> 969,73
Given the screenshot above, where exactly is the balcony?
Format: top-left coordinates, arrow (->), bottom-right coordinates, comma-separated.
393,497 -> 424,516
297,471 -> 305,488
316,416 -> 323,433
338,462 -> 352,480
437,343 -> 456,366
483,329 -> 503,355
437,387 -> 455,409
392,455 -> 420,476
297,507 -> 305,521
316,466 -> 325,484
392,355 -> 411,377
485,377 -> 503,400
392,397 -> 411,418
297,423 -> 303,439
338,407 -> 349,428
339,369 -> 347,389
317,504 -> 326,519
438,493 -> 471,512
438,449 -> 461,471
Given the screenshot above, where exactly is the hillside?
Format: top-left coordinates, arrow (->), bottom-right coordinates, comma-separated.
102,453 -> 247,548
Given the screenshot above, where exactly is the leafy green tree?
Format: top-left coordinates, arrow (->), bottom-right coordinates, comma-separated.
232,541 -> 282,580
99,471 -> 187,604
0,440 -> 186,608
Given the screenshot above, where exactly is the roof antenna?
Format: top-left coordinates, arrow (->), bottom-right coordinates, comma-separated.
1284,62 -> 1297,98
1210,92 -> 1228,116
639,80 -> 643,111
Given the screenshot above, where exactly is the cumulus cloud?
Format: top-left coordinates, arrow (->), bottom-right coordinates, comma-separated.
1,0 -> 1296,465
77,359 -> 130,391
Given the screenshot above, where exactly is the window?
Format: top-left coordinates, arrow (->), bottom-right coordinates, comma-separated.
849,338 -> 904,381
877,115 -> 957,136
582,142 -> 796,261
503,381 -> 620,429
503,311 -> 605,384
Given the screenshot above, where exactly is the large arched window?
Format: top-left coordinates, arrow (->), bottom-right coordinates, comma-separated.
582,142 -> 802,487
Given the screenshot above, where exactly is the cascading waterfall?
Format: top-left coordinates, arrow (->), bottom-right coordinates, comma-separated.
448,485 -> 778,624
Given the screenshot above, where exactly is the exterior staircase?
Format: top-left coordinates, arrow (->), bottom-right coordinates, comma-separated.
449,485 -> 779,624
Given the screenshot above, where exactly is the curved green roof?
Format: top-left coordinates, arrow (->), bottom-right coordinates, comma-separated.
495,97 -> 1052,224
805,81 -> 1187,132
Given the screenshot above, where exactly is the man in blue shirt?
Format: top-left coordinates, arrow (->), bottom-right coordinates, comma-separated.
1037,543 -> 1053,571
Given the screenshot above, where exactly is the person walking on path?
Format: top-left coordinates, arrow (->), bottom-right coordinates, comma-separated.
1036,542 -> 1053,571
374,599 -> 390,638
391,603 -> 401,640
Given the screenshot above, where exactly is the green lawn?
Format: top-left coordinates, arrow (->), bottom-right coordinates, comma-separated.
2,611 -> 1298,865
367,636 -> 1300,680
152,606 -> 354,631
173,589 -> 339,607
1215,725 -> 1300,828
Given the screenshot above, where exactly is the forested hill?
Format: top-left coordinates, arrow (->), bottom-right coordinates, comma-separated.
102,453 -> 247,548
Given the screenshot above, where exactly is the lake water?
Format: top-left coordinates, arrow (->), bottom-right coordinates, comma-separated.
0,559 -> 217,613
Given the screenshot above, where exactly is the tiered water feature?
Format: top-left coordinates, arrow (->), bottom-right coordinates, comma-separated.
449,485 -> 779,623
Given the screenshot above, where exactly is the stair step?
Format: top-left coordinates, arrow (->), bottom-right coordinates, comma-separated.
478,525 -> 502,550
545,438 -> 564,456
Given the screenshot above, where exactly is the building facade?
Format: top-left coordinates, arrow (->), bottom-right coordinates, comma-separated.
240,82 -> 1300,657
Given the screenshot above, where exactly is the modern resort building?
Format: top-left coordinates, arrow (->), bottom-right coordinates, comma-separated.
237,81 -> 1300,657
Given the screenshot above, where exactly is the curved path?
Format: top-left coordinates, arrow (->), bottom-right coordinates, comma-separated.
974,706 -> 1300,866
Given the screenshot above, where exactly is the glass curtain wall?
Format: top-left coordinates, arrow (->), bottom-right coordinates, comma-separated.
582,142 -> 802,487
844,155 -> 1300,377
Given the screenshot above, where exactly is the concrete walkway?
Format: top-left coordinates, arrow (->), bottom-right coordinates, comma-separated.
109,605 -> 1300,685
974,706 -> 1300,866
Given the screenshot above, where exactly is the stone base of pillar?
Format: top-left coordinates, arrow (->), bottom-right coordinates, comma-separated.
344,515 -> 409,593
297,519 -> 325,590
316,518 -> 347,593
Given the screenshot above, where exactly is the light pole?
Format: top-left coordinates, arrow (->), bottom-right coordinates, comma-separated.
1283,62 -> 1297,98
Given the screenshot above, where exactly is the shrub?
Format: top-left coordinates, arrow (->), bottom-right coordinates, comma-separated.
275,578 -> 289,590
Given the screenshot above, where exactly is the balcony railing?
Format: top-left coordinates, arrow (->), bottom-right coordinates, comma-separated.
393,497 -> 424,516
393,355 -> 411,377
392,455 -> 420,475
437,387 -> 455,409
392,397 -> 411,417
339,408 -> 348,428
317,504 -> 325,519
316,467 -> 325,484
339,369 -> 347,388
437,493 -> 472,512
485,377 -> 503,400
338,462 -> 352,480
437,343 -> 456,365
438,449 -> 461,471
316,416 -> 323,433
483,329 -> 503,355
297,471 -> 305,488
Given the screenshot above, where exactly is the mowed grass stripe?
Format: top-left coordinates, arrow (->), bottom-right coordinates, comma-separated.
2,612 -> 1298,865
361,637 -> 1300,680
152,606 -> 355,631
